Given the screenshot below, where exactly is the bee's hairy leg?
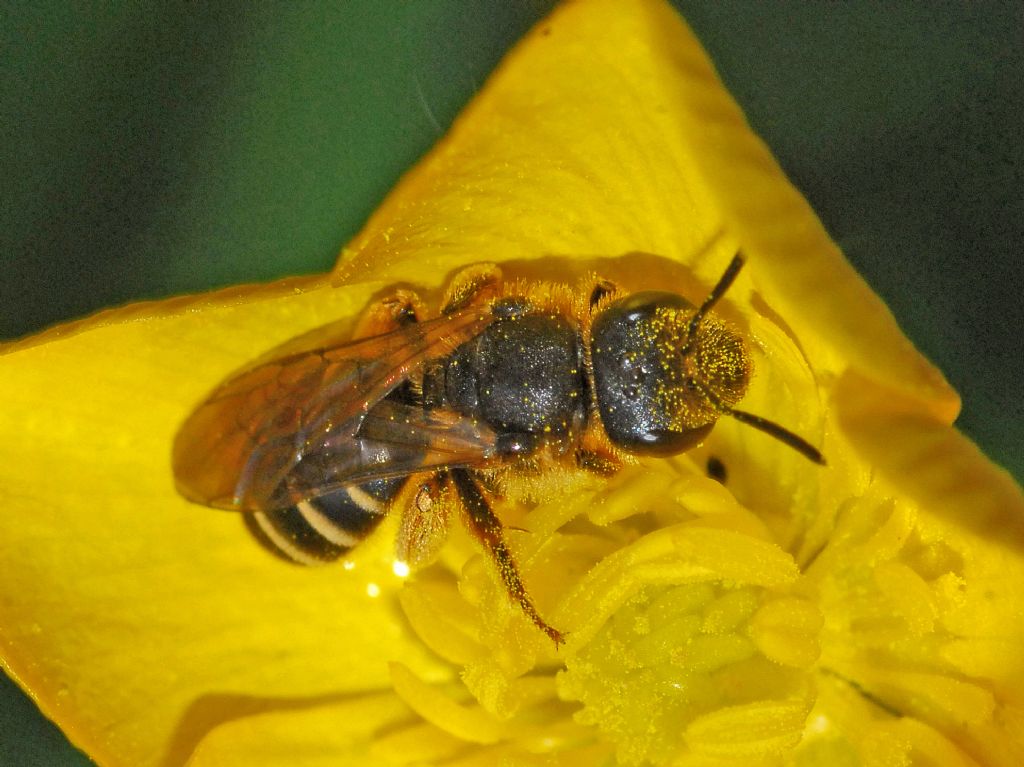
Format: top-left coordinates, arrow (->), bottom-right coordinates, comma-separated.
442,263 -> 503,314
575,448 -> 622,478
353,289 -> 426,338
395,476 -> 452,568
448,468 -> 564,646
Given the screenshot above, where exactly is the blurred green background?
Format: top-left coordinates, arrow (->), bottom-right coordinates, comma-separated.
1,2 -> 1021,764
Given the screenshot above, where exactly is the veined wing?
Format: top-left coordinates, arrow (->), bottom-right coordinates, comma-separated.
173,306 -> 493,511
265,398 -> 499,510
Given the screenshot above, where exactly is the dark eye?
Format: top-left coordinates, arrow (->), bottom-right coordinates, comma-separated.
591,292 -> 711,455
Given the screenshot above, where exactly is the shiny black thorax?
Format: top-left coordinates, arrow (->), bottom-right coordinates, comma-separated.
426,303 -> 588,456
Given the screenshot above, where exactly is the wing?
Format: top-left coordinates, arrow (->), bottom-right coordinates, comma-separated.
173,306 -> 494,511
265,398 -> 499,509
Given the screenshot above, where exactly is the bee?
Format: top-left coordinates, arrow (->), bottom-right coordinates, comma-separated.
173,254 -> 823,645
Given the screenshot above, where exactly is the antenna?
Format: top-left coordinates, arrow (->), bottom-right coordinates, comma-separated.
723,407 -> 826,465
682,253 -> 745,354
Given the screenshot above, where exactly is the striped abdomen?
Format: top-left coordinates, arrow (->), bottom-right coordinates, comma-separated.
245,478 -> 405,565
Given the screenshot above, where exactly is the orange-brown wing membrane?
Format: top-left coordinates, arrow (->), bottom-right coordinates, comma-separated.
267,399 -> 499,509
173,307 -> 493,510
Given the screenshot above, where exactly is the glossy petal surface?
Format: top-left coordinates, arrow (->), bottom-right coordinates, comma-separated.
1,0 -> 1021,765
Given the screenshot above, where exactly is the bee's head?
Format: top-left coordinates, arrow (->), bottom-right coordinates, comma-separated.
590,291 -> 751,455
591,255 -> 825,464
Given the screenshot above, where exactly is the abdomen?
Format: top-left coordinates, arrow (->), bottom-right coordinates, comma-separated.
244,478 -> 404,565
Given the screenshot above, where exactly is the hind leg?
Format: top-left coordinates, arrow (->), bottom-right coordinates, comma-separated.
449,468 -> 564,646
394,475 -> 454,568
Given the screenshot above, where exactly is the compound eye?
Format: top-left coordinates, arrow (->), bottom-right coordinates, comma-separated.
619,423 -> 714,456
591,292 -> 710,456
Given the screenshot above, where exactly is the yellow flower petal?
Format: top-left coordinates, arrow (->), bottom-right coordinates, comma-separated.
0,279 -> 446,764
836,369 -> 1024,546
185,693 -> 417,767
2,0 -> 1021,765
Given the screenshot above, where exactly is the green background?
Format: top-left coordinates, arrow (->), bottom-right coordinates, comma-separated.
2,2 -> 1021,764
